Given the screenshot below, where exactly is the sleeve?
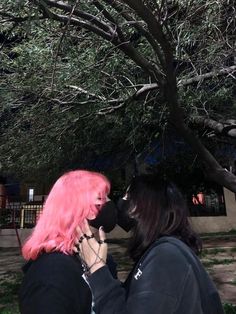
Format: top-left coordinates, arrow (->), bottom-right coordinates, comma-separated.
19,281 -> 74,314
88,266 -> 128,314
87,244 -> 192,314
106,253 -> 118,279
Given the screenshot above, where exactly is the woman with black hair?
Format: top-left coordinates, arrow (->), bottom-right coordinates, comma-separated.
78,175 -> 224,314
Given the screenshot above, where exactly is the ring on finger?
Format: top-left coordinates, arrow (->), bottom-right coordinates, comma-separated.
79,235 -> 85,243
98,239 -> 107,244
84,233 -> 95,240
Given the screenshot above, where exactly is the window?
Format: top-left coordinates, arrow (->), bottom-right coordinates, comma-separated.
189,186 -> 226,217
28,188 -> 34,202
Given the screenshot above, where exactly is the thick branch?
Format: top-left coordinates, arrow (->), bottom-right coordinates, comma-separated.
171,118 -> 236,192
191,116 -> 236,139
124,0 -> 172,60
122,1 -> 177,101
102,0 -> 166,67
42,0 -> 114,34
35,2 -> 114,41
36,1 -> 163,83
133,65 -> 236,98
92,0 -> 125,41
178,65 -> 236,86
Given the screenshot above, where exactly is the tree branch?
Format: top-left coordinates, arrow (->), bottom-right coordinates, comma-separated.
123,0 -> 173,65
101,0 -> 166,67
92,0 -> 125,41
66,85 -> 106,101
34,0 -> 162,82
42,0 -> 114,35
34,0 -> 114,41
178,65 -> 236,86
169,117 -> 236,192
190,116 -> 236,139
133,65 -> 236,98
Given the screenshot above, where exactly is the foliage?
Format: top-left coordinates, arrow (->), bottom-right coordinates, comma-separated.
0,0 -> 235,184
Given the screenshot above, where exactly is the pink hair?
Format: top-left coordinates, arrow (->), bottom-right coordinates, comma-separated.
22,170 -> 110,260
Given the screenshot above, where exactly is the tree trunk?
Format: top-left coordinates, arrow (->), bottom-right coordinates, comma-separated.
171,113 -> 236,193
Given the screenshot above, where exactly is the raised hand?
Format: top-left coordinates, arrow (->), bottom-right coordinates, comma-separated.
76,220 -> 108,274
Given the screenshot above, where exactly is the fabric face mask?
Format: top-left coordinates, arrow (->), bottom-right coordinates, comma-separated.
116,198 -> 136,232
89,200 -> 117,233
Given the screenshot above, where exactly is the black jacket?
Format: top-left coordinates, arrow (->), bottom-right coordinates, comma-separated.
88,236 -> 224,314
19,252 -> 91,314
19,252 -> 117,314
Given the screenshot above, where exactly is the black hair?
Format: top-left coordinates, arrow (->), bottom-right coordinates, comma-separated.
127,174 -> 202,261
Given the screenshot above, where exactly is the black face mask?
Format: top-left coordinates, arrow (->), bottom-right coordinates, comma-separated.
89,200 -> 117,233
116,198 -> 136,232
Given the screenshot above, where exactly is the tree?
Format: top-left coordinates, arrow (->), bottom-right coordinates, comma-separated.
0,0 -> 236,190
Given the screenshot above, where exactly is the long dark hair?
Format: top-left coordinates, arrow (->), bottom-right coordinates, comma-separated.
127,175 -> 202,261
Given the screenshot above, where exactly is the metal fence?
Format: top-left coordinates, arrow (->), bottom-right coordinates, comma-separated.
0,202 -> 43,229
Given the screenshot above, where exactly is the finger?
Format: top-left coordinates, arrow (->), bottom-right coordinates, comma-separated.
82,219 -> 94,235
73,246 -> 79,253
99,226 -> 106,242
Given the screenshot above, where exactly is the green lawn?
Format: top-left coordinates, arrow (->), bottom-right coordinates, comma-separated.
0,272 -> 21,314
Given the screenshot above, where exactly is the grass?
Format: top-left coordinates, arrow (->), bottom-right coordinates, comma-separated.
200,248 -> 227,257
230,279 -> 236,286
203,258 -> 235,268
201,229 -> 236,237
0,273 -> 21,314
224,303 -> 236,314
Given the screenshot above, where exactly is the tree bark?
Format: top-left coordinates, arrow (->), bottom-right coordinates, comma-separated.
169,110 -> 236,193
191,117 -> 236,139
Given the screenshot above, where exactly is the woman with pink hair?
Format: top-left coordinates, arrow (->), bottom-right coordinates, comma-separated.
19,170 -> 117,314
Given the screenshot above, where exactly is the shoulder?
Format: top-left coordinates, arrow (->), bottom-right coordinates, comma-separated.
23,252 -> 84,285
143,236 -> 191,266
138,236 -> 195,285
32,252 -> 81,269
131,237 -> 197,298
